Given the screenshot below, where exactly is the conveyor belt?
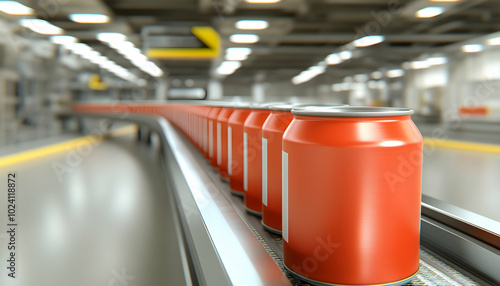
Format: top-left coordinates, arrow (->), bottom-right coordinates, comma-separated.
186,136 -> 497,286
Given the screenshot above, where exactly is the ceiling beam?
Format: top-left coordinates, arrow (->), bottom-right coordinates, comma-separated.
276,33 -> 483,44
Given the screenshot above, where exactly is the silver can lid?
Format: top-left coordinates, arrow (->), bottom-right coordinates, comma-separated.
269,104 -> 295,111
292,106 -> 414,117
270,103 -> 347,111
248,102 -> 287,110
232,102 -> 253,109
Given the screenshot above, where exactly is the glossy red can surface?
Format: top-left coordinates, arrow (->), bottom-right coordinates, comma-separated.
228,108 -> 253,194
282,107 -> 422,286
243,109 -> 271,215
216,107 -> 234,178
208,107 -> 223,167
261,109 -> 294,232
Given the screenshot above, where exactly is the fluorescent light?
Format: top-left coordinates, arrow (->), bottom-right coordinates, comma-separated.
339,50 -> 352,60
386,69 -> 405,78
487,37 -> 500,46
371,71 -> 383,79
291,65 -> 325,85
81,50 -> 101,60
230,34 -> 259,44
128,54 -> 148,65
426,57 -> 447,65
67,43 -> 92,55
97,33 -> 127,43
245,0 -> 281,3
225,47 -> 252,60
141,61 -> 163,77
461,44 -> 483,53
235,20 -> 269,30
0,1 -> 33,15
19,19 -> 64,35
216,61 -> 242,75
127,52 -> 147,61
69,14 -> 110,24
416,7 -> 445,18
90,56 -> 109,65
225,53 -> 248,61
353,35 -> 385,47
226,47 -> 252,55
326,53 -> 342,65
119,47 -> 142,57
50,35 -> 78,46
410,61 -> 430,69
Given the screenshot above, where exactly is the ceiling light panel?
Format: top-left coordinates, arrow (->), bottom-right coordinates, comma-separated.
19,19 -> 64,35
69,14 -> 110,24
326,53 -> 342,65
386,69 -> 405,78
51,35 -> 78,46
339,51 -> 352,60
230,34 -> 259,44
0,1 -> 33,15
426,57 -> 447,65
216,61 -> 242,75
461,44 -> 483,53
487,37 -> 500,46
235,20 -> 269,30
353,35 -> 385,47
97,33 -> 127,43
416,7 -> 445,18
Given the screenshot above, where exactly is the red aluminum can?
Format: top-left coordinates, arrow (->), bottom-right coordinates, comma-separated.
261,104 -> 346,232
261,104 -> 295,233
208,106 -> 223,168
282,106 -> 422,286
243,106 -> 271,216
228,104 -> 253,195
200,105 -> 213,158
216,106 -> 235,180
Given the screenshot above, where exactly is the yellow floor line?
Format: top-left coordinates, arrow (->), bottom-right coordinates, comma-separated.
423,137 -> 500,154
0,125 -> 137,168
110,125 -> 137,137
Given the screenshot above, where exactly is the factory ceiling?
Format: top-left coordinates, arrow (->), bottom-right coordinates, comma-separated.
13,0 -> 500,83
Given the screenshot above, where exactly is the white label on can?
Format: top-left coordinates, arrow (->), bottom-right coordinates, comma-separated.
262,138 -> 268,206
282,151 -> 289,243
228,126 -> 232,175
217,122 -> 222,165
243,132 -> 248,191
203,119 -> 208,152
209,121 -> 214,158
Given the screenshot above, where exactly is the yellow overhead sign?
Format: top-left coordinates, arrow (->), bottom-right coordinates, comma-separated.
89,74 -> 108,90
147,26 -> 220,60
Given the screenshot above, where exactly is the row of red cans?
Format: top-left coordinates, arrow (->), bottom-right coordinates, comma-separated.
73,101 -> 423,286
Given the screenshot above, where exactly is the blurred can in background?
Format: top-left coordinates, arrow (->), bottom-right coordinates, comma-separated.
243,104 -> 271,216
282,106 -> 422,286
228,104 -> 253,195
216,106 -> 235,180
207,106 -> 223,168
